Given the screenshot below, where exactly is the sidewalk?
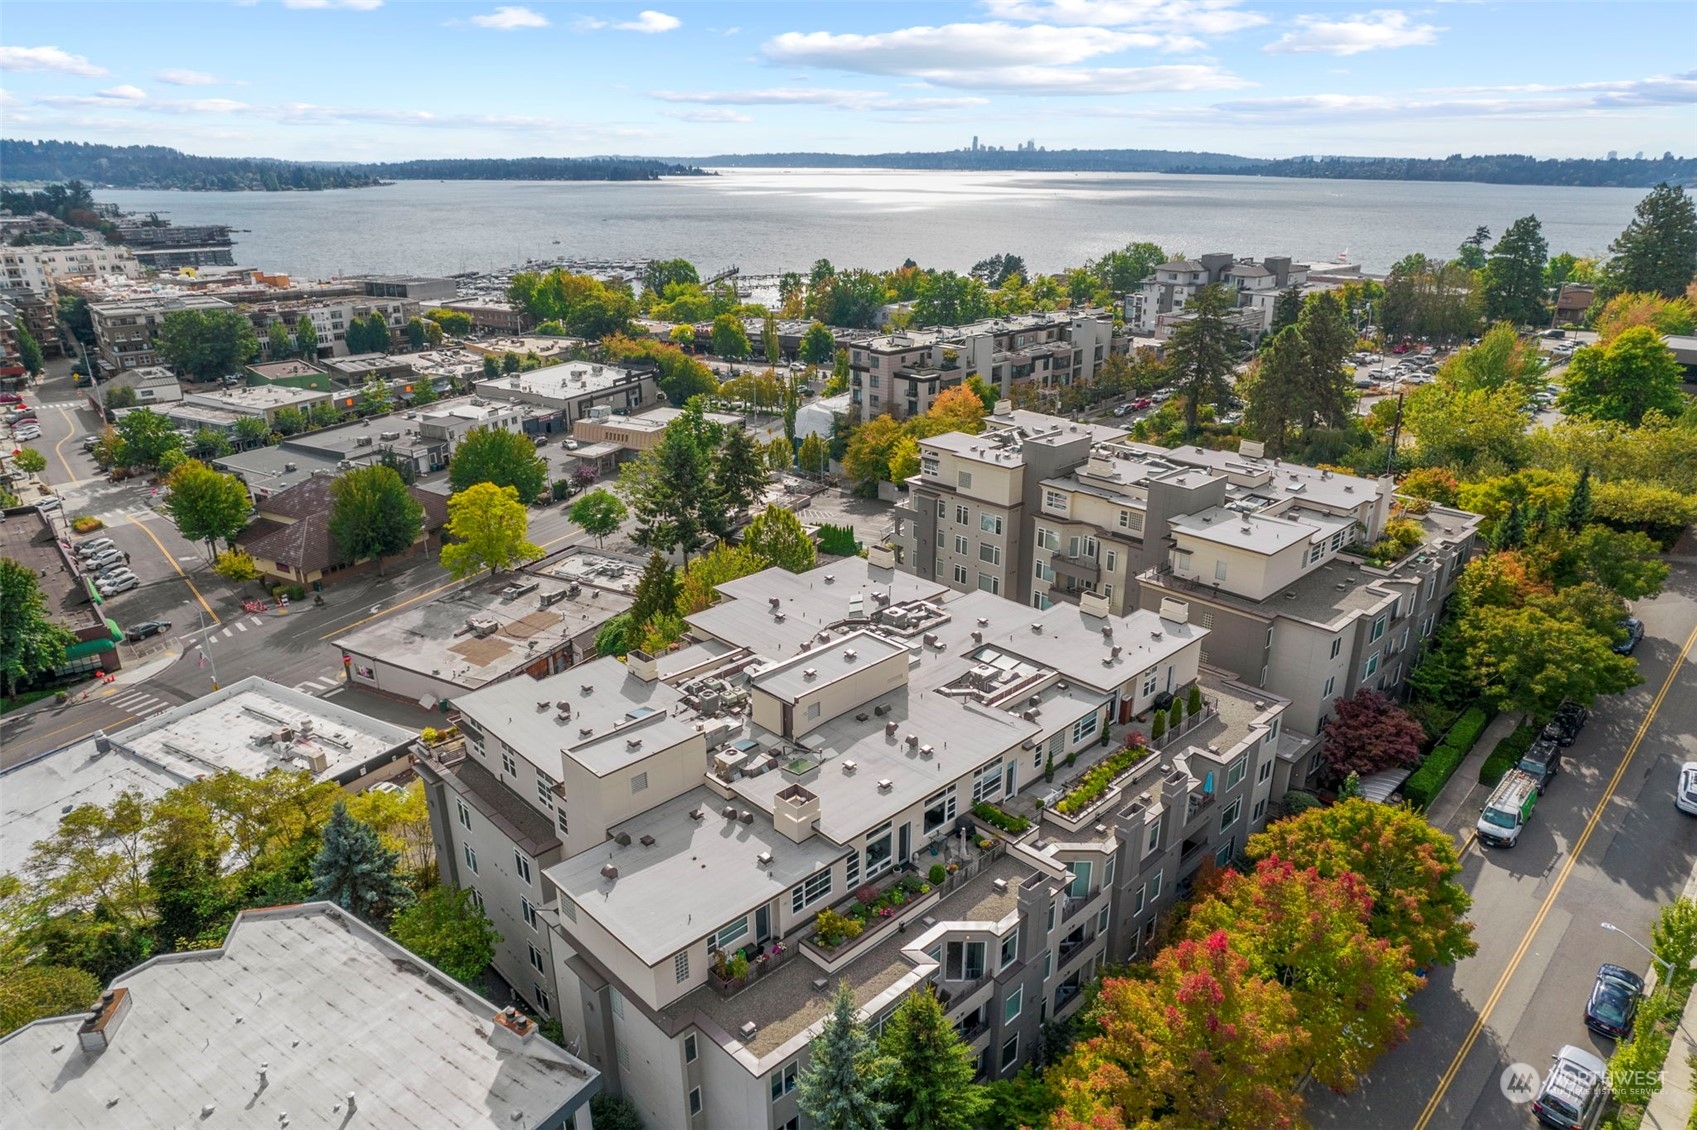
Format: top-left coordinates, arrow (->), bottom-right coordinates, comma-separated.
1642,859 -> 1697,1130
1423,709 -> 1519,839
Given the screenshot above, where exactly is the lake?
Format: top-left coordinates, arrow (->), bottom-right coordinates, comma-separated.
100,169 -> 1645,282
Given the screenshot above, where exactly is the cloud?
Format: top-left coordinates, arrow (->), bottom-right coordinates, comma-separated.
651,87 -> 989,111
0,46 -> 108,76
661,107 -> 751,124
1264,10 -> 1442,56
617,10 -> 680,33
1211,72 -> 1697,120
97,85 -> 148,102
469,6 -> 549,30
981,0 -> 1268,36
156,68 -> 230,86
281,0 -> 384,9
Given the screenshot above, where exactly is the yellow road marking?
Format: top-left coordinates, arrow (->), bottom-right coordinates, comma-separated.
1411,619 -> 1697,1130
127,514 -> 219,623
52,405 -> 77,483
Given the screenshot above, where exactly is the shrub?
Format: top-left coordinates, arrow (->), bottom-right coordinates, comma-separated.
1403,704 -> 1492,808
285,584 -> 307,601
817,522 -> 860,557
1169,699 -> 1184,728
972,802 -> 1031,835
1186,683 -> 1203,715
70,515 -> 103,533
814,908 -> 865,949
929,863 -> 947,885
1479,724 -> 1537,787
1152,710 -> 1167,740
1278,790 -> 1322,818
1055,743 -> 1156,816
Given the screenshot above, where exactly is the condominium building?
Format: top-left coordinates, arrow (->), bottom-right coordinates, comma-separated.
417,550 -> 1296,1128
1126,254 -> 1311,338
0,242 -> 142,294
243,295 -> 418,359
846,310 -> 1119,424
87,294 -> 237,375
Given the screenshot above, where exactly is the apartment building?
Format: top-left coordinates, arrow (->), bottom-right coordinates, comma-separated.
1126,254 -> 1311,337
87,294 -> 237,374
0,242 -> 142,294
244,295 -> 418,359
846,310 -> 1118,424
0,286 -> 63,358
417,551 -> 1295,1129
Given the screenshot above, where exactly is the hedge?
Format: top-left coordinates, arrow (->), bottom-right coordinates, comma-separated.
1055,743 -> 1156,816
1479,724 -> 1537,788
972,802 -> 1030,835
1403,704 -> 1492,809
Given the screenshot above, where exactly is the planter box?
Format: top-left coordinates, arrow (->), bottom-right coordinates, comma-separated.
803,887 -> 940,975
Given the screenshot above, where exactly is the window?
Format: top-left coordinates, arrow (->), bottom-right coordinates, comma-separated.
616,1038 -> 629,1068
522,896 -> 538,930
958,471 -> 973,489
1142,668 -> 1159,696
977,573 -> 1001,595
528,942 -> 545,973
1070,711 -> 1099,744
1105,550 -> 1117,572
1083,536 -> 1098,559
1322,675 -> 1336,698
1215,842 -> 1235,867
1066,859 -> 1092,899
1214,559 -> 1228,581
713,916 -> 750,951
456,800 -> 471,829
1001,932 -> 1018,967
954,533 -> 968,555
806,702 -> 821,719
1363,652 -> 1380,679
1042,950 -> 1053,978
1034,559 -> 1053,583
922,455 -> 939,476
972,759 -> 1004,803
557,808 -> 570,835
1044,490 -> 1068,512
1068,535 -> 1080,559
501,749 -> 517,776
1118,509 -> 1143,532
1046,902 -> 1055,931
1259,758 -> 1273,783
1331,530 -> 1345,551
684,1033 -> 698,1063
956,504 -> 970,524
631,771 -> 648,794
1225,754 -> 1247,789
1200,610 -> 1215,630
978,542 -> 1002,565
1098,907 -> 1110,933
536,771 -> 555,808
610,987 -> 625,1019
845,848 -> 860,887
1422,614 -> 1435,638
771,1061 -> 798,1100
1145,822 -> 1160,856
945,940 -> 986,980
791,869 -> 833,913
535,985 -> 550,1014
469,888 -> 484,913
1175,549 -> 1192,573
1036,526 -> 1060,551
464,844 -> 479,874
1253,798 -> 1268,821
864,822 -> 894,878
1219,798 -> 1241,832
1134,885 -> 1146,914
937,499 -> 947,518
1005,986 -> 1023,1023
1001,1034 -> 1020,1071
514,851 -> 532,885
1371,616 -> 1386,643
980,513 -> 1003,534
953,563 -> 969,585
1146,872 -> 1162,903
924,787 -> 957,835
1330,637 -> 1342,659
675,951 -> 690,983
689,1088 -> 702,1116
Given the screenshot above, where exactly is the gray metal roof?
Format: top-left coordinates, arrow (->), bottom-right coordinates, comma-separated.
0,903 -> 598,1129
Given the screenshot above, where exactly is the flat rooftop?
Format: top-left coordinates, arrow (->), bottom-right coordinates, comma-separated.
477,360 -> 641,402
0,903 -> 598,1129
1,735 -> 185,874
0,507 -> 104,627
336,572 -> 634,693
184,384 -> 326,410
539,548 -> 647,593
549,786 -> 845,967
110,676 -> 415,783
1146,554 -> 1408,627
689,557 -> 951,657
1169,506 -> 1316,553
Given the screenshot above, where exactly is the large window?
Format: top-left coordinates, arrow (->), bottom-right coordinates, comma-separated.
1219,798 -> 1241,833
1066,859 -> 1092,899
1001,1034 -> 1020,1071
791,869 -> 833,914
864,822 -> 894,878
1225,754 -> 1247,789
978,542 -> 1002,565
923,786 -> 957,835
972,759 -> 1004,803
771,1062 -> 798,1100
976,573 -> 1000,595
1005,986 -> 1023,1023
845,848 -> 860,887
1142,668 -> 1159,696
1070,710 -> 1099,744
955,534 -> 969,555
945,939 -> 986,980
981,513 -> 1003,534
1036,526 -> 1060,551
713,915 -> 750,952
1044,490 -> 1068,512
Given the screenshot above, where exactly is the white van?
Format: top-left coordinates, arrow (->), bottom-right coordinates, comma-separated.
1477,770 -> 1540,847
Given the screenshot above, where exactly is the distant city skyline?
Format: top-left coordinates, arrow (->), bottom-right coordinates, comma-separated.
1,1 -> 1692,163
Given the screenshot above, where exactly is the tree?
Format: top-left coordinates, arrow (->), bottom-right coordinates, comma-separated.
12,448 -> 46,474
15,327 -> 44,375
481,355 -> 500,379
388,886 -> 499,983
798,982 -> 893,1130
1456,225 -> 1490,271
798,432 -> 829,477
232,415 -> 270,449
1293,291 -> 1356,429
1165,284 -> 1239,433
1268,287 -> 1304,337
1462,599 -> 1640,717
1048,932 -> 1308,1130
328,465 -> 424,576
0,558 -> 78,695
626,551 -> 679,632
618,405 -> 723,560
742,504 -> 816,573
710,313 -> 751,359
1089,241 -> 1167,293
1606,183 -> 1697,299
448,425 -> 548,503
293,315 -> 318,359
1240,328 -> 1306,455
1593,291 -> 1697,342
425,307 -> 473,336
1481,215 -> 1550,326
311,801 -> 411,925
404,317 -> 428,350
102,385 -> 138,410
676,542 -> 769,615
409,378 -> 440,407
589,1093 -> 647,1130
0,964 -> 102,1036
1441,322 -> 1548,397
842,414 -> 904,486
887,435 -> 920,482
1248,797 -> 1477,970
308,400 -> 341,429
799,321 -> 836,366
161,459 -> 251,559
156,308 -> 259,381
914,385 -> 986,437
1405,382 -> 1528,470
211,548 -> 261,585
913,271 -> 990,327
715,426 -> 768,520
266,320 -> 292,361
642,257 -> 699,299
569,488 -> 627,547
439,482 -> 541,580
188,427 -> 232,460
1558,326 -> 1686,426
878,987 -> 987,1130
1562,524 -> 1668,600
1320,689 -> 1426,778
115,408 -> 184,469
354,375 -> 393,417
1563,466 -> 1592,530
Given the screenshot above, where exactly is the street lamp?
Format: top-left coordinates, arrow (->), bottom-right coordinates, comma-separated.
1600,921 -> 1674,980
192,604 -> 221,691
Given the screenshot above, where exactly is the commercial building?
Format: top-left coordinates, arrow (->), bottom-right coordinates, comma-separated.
438,300 -> 528,334
476,360 -> 660,429
358,274 -> 458,303
570,404 -> 745,458
0,902 -> 600,1130
0,505 -> 123,682
233,471 -> 449,588
91,365 -> 183,410
87,294 -> 236,375
417,550 -> 1295,1127
180,383 -> 330,426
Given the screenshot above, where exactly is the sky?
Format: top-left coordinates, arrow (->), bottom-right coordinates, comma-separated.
1,1 -> 1692,163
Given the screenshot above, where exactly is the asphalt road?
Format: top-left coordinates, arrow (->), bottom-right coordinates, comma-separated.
1309,558 -> 1697,1130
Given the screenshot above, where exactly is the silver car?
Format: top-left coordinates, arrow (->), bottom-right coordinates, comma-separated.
1678,762 -> 1697,816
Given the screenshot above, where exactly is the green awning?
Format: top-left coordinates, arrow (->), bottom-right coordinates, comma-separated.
63,636 -> 116,660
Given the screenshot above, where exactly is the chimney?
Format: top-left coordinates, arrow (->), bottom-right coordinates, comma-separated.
626,648 -> 659,683
866,544 -> 896,569
78,988 -> 132,1055
774,783 -> 821,842
487,1007 -> 537,1053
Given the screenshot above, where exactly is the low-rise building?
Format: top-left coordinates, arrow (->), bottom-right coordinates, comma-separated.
570,404 -> 745,457
438,300 -> 528,334
1126,254 -> 1312,338
0,242 -> 142,294
358,274 -> 459,303
243,295 -> 417,359
233,472 -> 449,588
88,294 -> 236,374
0,506 -> 123,681
476,360 -> 659,429
180,383 -> 330,426
0,286 -> 63,358
0,902 -> 600,1130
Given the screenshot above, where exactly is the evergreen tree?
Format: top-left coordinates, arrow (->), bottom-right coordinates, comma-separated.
878,987 -> 988,1130
628,552 -> 679,629
1165,284 -> 1239,433
714,425 -> 768,521
311,801 -> 412,925
1606,183 -> 1697,298
1492,501 -> 1526,551
1268,286 -> 1304,337
742,504 -> 817,573
1482,215 -> 1550,326
798,983 -> 893,1130
1564,466 -> 1593,531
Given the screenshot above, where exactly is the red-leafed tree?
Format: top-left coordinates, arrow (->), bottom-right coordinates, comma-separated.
1321,689 -> 1427,778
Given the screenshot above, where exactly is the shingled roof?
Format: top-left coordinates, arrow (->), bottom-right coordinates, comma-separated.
236,473 -> 449,575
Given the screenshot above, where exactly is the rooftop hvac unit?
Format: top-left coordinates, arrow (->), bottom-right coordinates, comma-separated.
738,811 -> 755,824
757,851 -> 773,866
877,779 -> 893,791
842,759 -> 858,773
885,721 -> 899,737
305,750 -> 330,773
380,430 -> 400,440
601,864 -> 619,880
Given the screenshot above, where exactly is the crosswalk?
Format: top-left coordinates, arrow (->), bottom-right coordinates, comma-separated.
86,503 -> 158,525
214,615 -> 268,640
294,673 -> 345,696
108,688 -> 174,719
27,399 -> 86,411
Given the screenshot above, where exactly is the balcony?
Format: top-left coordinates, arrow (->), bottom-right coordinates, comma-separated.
1049,555 -> 1099,584
1058,928 -> 1097,964
707,938 -> 800,999
1061,887 -> 1100,924
1186,790 -> 1216,821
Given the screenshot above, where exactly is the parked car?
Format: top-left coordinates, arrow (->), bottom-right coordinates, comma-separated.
1112,404 -> 1131,417
0,392 -> 23,404
1612,616 -> 1645,655
1677,761 -> 1697,817
1131,397 -> 1153,409
560,438 -> 579,450
531,433 -> 549,446
96,574 -> 139,596
35,495 -> 61,511
1533,1045 -> 1609,1129
14,427 -> 42,442
1583,964 -> 1645,1041
1553,700 -> 1588,743
125,619 -> 172,642
95,564 -> 135,582
1476,770 -> 1540,847
1516,737 -> 1562,793
77,537 -> 117,555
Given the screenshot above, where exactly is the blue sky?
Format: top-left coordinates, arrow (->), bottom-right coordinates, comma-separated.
2,1 -> 1692,162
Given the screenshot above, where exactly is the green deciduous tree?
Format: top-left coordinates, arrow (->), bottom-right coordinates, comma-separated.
1605,183 -> 1697,299
328,465 -> 424,575
798,982 -> 893,1130
798,433 -> 829,477
344,779 -> 435,880
676,542 -> 769,615
114,408 -> 184,469
642,257 -> 699,300
15,327 -> 44,375
742,504 -> 816,573
232,415 -> 271,449
12,448 -> 46,474
506,268 -> 637,339
0,558 -> 79,695
1558,326 -> 1686,426
842,414 -> 904,486
448,425 -> 548,503
1166,284 -> 1239,433
101,385 -> 137,411
439,482 -> 542,580
878,987 -> 987,1130
569,488 -> 627,547
293,315 -> 318,359
266,320 -> 292,361
425,308 -> 473,336
710,313 -> 751,359
389,886 -> 499,983
1405,382 -> 1528,470
311,801 -> 412,926
188,427 -> 232,460
1464,597 -> 1640,717
156,308 -> 259,381
1089,240 -> 1167,293
161,459 -> 251,559
1481,214 -> 1550,326
800,321 -> 836,366
0,964 -> 102,1036
211,548 -> 261,586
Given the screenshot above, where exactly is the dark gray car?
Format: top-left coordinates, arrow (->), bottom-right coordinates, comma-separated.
1517,737 -> 1562,793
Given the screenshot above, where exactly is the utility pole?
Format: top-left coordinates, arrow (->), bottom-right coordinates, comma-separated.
193,605 -> 220,691
1384,391 -> 1404,476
